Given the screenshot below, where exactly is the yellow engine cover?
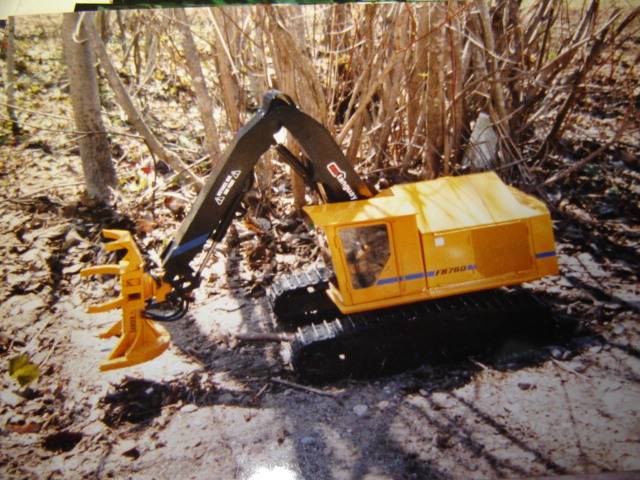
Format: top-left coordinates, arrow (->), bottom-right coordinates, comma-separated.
304,172 -> 558,314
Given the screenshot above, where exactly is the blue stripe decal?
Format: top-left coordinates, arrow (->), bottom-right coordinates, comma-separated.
427,271 -> 436,277
467,264 -> 477,270
404,272 -> 426,281
376,272 -> 425,285
170,233 -> 209,257
535,251 -> 556,259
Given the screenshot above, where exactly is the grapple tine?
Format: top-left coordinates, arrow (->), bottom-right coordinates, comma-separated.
80,264 -> 120,277
104,239 -> 134,252
101,229 -> 129,240
87,296 -> 125,314
98,320 -> 122,339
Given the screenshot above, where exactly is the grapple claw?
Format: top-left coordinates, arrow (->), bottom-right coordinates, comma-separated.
87,296 -> 125,314
80,264 -> 121,277
80,229 -> 173,371
98,320 -> 122,339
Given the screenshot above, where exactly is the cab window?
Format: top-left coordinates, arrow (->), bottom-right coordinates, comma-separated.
339,224 -> 390,289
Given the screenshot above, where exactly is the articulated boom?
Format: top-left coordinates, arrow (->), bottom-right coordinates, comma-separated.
161,91 -> 374,291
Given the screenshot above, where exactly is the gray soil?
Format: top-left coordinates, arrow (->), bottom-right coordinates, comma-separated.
2,249 -> 640,479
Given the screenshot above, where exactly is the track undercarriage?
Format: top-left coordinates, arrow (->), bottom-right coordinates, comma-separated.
267,268 -> 568,383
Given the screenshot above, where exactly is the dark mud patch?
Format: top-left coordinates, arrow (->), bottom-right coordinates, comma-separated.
42,431 -> 83,452
101,372 -> 217,427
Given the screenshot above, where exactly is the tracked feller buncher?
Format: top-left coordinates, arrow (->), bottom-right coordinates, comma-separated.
82,91 -> 559,382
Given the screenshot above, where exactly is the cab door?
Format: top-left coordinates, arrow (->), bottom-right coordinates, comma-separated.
335,222 -> 401,305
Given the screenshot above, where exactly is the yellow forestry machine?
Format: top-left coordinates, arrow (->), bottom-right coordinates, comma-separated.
82,91 -> 559,382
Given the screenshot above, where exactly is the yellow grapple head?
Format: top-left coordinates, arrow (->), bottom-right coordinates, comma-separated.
80,229 -> 172,371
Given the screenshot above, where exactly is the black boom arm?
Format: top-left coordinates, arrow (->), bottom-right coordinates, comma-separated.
160,91 -> 374,292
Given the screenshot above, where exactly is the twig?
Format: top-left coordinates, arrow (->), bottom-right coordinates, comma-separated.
551,358 -> 587,379
536,10 -> 621,160
235,332 -> 293,343
495,156 -> 531,171
94,443 -> 113,478
5,17 -> 20,137
39,337 -> 60,367
19,181 -> 84,198
470,358 -> 490,371
541,104 -> 633,188
446,22 -> 519,67
206,9 -> 240,77
72,12 -> 88,44
252,383 -> 270,402
0,113 -> 144,139
0,101 -> 72,122
22,319 -> 53,353
337,2 -> 471,145
0,198 -> 46,206
271,377 -> 340,399
139,154 -> 210,203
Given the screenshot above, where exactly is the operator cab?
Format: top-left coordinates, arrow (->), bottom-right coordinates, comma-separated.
304,194 -> 425,313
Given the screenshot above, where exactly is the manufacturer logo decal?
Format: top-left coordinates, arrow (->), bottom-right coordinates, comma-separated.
215,170 -> 241,205
427,264 -> 476,277
326,162 -> 357,200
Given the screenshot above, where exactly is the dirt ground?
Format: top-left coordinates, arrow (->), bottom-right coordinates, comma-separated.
2,13 -> 640,480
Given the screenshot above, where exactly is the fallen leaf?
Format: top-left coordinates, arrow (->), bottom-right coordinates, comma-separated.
136,218 -> 155,234
9,354 -> 40,387
7,422 -> 41,434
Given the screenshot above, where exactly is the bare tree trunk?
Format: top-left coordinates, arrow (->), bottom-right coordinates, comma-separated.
174,8 -> 222,167
265,9 -> 303,210
5,17 -> 20,138
504,0 -> 524,115
265,6 -> 327,210
115,10 -> 127,56
345,5 -> 378,165
424,4 -> 445,179
247,18 -> 272,197
62,13 -> 117,204
326,4 -> 350,129
84,12 -> 203,186
447,0 -> 464,168
375,7 -> 407,167
209,8 -> 241,133
407,5 -> 429,144
475,0 -> 510,140
95,11 -> 110,43
133,15 -> 158,96
265,7 -> 327,123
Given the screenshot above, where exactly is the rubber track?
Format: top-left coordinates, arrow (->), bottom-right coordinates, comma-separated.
289,289 -> 555,383
266,266 -> 338,330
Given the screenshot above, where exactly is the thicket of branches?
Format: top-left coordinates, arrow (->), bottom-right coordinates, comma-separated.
4,1 -> 639,207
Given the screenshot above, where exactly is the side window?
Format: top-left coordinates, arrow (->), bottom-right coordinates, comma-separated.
339,224 -> 390,289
